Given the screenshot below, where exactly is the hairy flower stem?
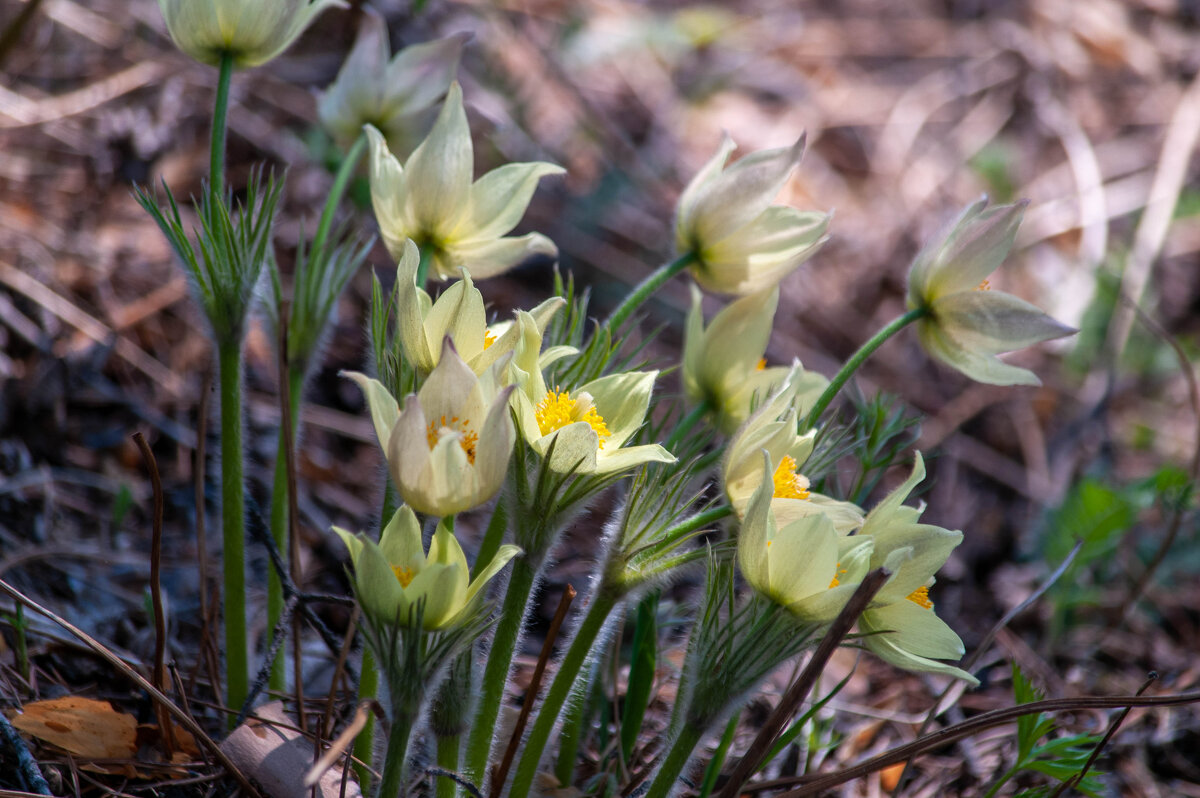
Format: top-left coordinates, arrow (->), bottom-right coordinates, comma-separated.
604,252 -> 697,333
217,340 -> 248,723
435,734 -> 460,798
355,483 -> 397,786
507,590 -> 620,798
645,722 -> 705,798
463,555 -> 537,786
310,132 -> 367,259
801,308 -> 927,431
210,52 -> 233,201
378,711 -> 416,798
267,369 -> 304,693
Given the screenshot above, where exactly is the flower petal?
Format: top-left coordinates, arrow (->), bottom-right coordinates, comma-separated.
464,543 -> 522,605
581,370 -> 657,449
449,233 -> 559,280
691,136 -> 806,245
379,505 -> 426,571
457,161 -> 566,242
404,82 -> 472,235
593,443 -> 676,474
365,124 -> 413,261
356,537 -> 407,624
342,371 -> 400,450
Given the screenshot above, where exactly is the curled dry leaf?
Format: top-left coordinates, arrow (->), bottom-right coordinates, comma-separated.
9,695 -> 138,759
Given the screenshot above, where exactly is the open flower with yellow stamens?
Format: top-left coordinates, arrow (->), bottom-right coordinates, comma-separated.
906,197 -> 1075,386
366,83 -> 565,281
739,452 -> 874,622
675,133 -> 829,296
507,311 -> 675,475
392,238 -> 564,375
335,506 -> 521,630
723,370 -> 863,533
855,453 -> 976,683
345,338 -> 514,516
683,285 -> 827,433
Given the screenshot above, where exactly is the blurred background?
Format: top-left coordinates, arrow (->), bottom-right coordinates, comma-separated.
0,0 -> 1198,794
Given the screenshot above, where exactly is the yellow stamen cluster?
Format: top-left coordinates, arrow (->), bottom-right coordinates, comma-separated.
975,279 -> 992,291
755,358 -> 767,371
828,562 -> 848,588
425,414 -> 479,464
484,330 -> 497,350
536,389 -> 611,449
772,455 -> 811,500
392,565 -> 416,588
907,585 -> 933,609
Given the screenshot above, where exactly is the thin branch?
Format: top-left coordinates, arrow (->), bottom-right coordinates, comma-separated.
775,688 -> 1200,796
714,568 -> 891,798
132,431 -> 176,756
491,584 -> 578,798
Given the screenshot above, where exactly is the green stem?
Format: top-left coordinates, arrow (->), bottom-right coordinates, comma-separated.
378,712 -> 416,798
267,369 -> 304,693
604,252 -> 697,333
217,340 -> 248,724
801,307 -> 927,431
982,768 -> 1016,798
664,399 -> 710,452
507,590 -> 620,798
645,722 -> 705,798
311,132 -> 367,258
356,483 -> 397,786
415,244 -> 435,289
551,678 -> 587,787
210,52 -> 234,202
463,555 -> 538,786
435,734 -> 460,798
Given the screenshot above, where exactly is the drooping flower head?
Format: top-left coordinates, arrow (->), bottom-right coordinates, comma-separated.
723,371 -> 863,533
158,0 -> 345,68
856,453 -> 976,683
683,285 -> 827,432
318,10 -> 467,154
506,312 -> 675,475
738,452 -> 874,622
335,506 -> 520,630
345,338 -> 514,517
675,133 -> 829,296
906,198 -> 1075,386
366,83 -> 565,281
391,239 -> 563,375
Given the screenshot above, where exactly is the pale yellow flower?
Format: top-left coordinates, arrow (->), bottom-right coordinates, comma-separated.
675,134 -> 829,295
391,239 -> 563,375
683,285 -> 827,432
366,83 -> 565,281
738,451 -> 874,621
158,0 -> 344,68
318,10 -> 466,153
857,454 -> 976,683
506,312 -> 675,475
335,505 -> 520,630
345,338 -> 514,516
906,198 -> 1075,386
723,372 -> 863,533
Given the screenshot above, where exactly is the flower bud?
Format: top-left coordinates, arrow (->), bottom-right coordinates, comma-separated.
158,0 -> 345,68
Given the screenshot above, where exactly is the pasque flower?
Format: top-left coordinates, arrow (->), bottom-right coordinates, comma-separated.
391,239 -> 564,375
506,312 -> 675,475
906,198 -> 1075,386
738,452 -> 874,621
318,10 -> 467,154
675,133 -> 829,295
366,82 -> 565,281
856,453 -> 976,683
723,371 -> 863,533
683,285 -> 827,432
335,505 -> 520,630
345,338 -> 514,516
158,0 -> 344,68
